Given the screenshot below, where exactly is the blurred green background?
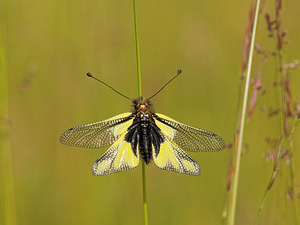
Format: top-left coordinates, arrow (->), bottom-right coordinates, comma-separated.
1,0 -> 300,224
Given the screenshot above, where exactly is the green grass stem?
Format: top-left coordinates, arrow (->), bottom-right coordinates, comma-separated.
141,161 -> 148,225
133,0 -> 142,98
254,118 -> 299,225
275,4 -> 299,220
287,118 -> 300,225
132,1 -> 148,224
253,188 -> 269,225
227,0 -> 261,224
0,23 -> 17,225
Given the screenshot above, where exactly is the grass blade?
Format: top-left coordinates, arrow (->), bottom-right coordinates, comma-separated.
0,23 -> 17,225
132,1 -> 148,224
227,0 -> 262,224
133,0 -> 142,98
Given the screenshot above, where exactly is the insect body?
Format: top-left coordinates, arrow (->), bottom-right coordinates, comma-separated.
60,70 -> 225,175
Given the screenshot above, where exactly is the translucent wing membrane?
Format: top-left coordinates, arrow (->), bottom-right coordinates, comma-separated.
92,132 -> 140,175
153,136 -> 201,175
154,113 -> 226,152
60,113 -> 134,148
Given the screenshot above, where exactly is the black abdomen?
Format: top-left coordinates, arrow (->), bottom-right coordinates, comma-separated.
139,125 -> 152,164
124,119 -> 164,164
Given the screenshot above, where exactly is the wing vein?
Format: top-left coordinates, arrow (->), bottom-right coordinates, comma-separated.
154,113 -> 225,152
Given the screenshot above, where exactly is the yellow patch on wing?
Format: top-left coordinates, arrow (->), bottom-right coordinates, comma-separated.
107,113 -> 133,138
152,137 -> 200,175
154,113 -> 177,139
92,132 -> 139,175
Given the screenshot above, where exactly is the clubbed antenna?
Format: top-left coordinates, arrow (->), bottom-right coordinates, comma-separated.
87,73 -> 133,101
147,69 -> 182,100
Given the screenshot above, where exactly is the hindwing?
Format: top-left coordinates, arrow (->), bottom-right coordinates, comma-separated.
152,134 -> 201,175
92,132 -> 140,175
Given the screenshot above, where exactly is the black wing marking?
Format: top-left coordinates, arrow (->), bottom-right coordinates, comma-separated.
60,113 -> 134,148
154,113 -> 226,152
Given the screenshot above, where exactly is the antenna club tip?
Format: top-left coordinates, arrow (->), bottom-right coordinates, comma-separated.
177,69 -> 182,74
87,72 -> 93,77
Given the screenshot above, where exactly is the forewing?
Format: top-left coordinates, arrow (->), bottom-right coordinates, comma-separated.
92,132 -> 140,175
152,136 -> 201,175
154,113 -> 225,152
60,113 -> 134,148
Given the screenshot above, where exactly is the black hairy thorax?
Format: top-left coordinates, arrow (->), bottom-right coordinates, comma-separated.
124,98 -> 165,164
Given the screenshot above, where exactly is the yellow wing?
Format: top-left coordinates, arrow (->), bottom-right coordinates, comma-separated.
60,113 -> 134,148
92,132 -> 140,175
152,135 -> 201,175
